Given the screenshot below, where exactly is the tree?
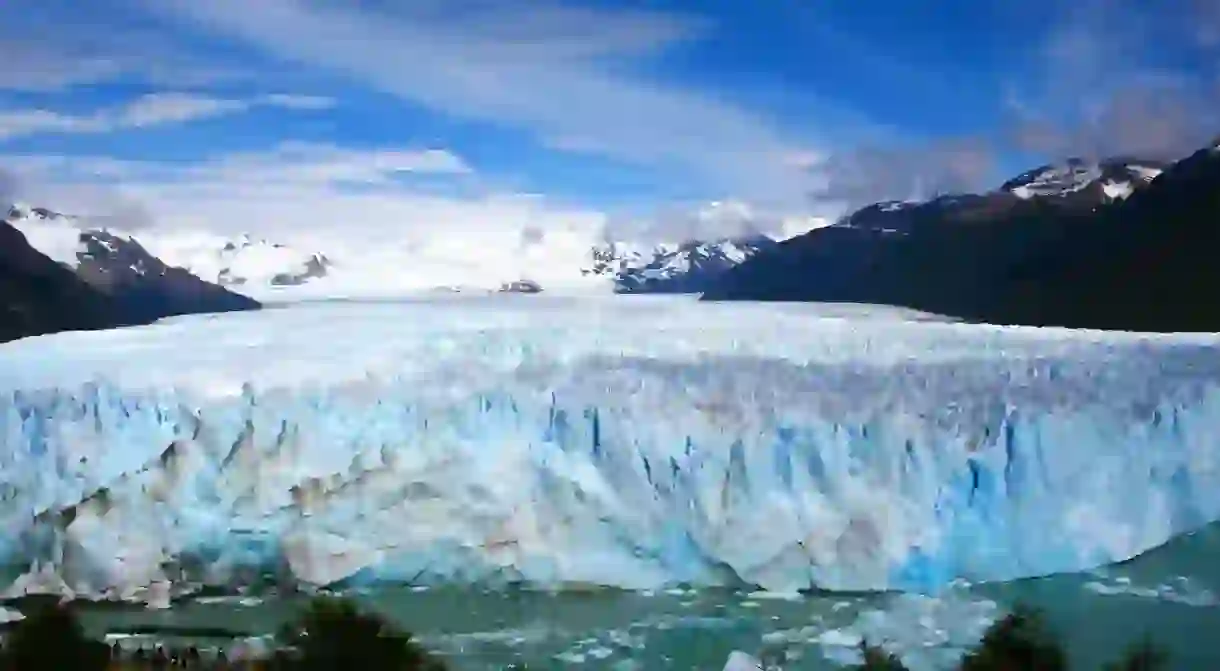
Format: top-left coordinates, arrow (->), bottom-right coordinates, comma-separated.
959,606 -> 1068,671
0,603 -> 109,671
852,640 -> 909,670
1103,636 -> 1169,671
278,596 -> 448,671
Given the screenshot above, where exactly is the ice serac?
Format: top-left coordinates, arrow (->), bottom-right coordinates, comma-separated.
1,299 -> 1220,599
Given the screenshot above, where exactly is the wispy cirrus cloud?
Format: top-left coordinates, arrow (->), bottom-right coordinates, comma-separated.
1192,0 -> 1220,47
0,168 -> 18,205
806,138 -> 997,215
0,92 -> 335,141
0,0 -> 250,92
134,0 -> 819,207
0,0 -> 843,236
1001,0 -> 1220,160
805,0 -> 1220,214
1,143 -> 599,242
20,0 -> 1219,241
0,141 -> 482,234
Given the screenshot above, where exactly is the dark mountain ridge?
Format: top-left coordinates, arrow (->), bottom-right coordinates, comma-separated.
703,146 -> 1220,332
2,205 -> 260,344
583,234 -> 777,294
0,222 -> 131,343
71,229 -> 260,325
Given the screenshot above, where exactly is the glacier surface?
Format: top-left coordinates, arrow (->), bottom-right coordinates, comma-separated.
2,296 -> 1220,598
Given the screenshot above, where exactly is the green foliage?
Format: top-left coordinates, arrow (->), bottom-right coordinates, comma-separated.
0,597 -> 1177,671
853,640 -> 909,670
0,602 -> 109,671
842,605 -> 1172,671
277,596 -> 449,670
1102,636 -> 1170,671
959,606 -> 1068,671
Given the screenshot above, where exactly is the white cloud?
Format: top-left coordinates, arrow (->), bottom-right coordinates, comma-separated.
0,167 -> 19,205
0,7 -> 251,93
165,142 -> 472,185
258,93 -> 337,110
3,144 -> 520,235
2,135 -> 830,298
2,143 -> 613,295
0,110 -> 94,138
116,93 -> 252,128
136,0 -> 820,207
3,142 -> 818,249
0,0 -> 842,240
0,42 -> 125,92
1001,0 -> 1220,160
0,92 -> 335,140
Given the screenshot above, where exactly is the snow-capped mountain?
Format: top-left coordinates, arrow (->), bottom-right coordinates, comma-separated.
4,203 -> 259,324
835,200 -> 923,233
1,213 -> 122,343
583,235 -> 777,293
703,142 -> 1220,331
999,158 -> 1167,202
6,198 -> 785,300
7,203 -> 170,280
144,225 -> 776,299
148,233 -> 332,289
825,157 -> 1169,237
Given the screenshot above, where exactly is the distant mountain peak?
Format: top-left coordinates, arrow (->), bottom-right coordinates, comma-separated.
8,203 -> 58,220
153,233 -> 332,290
584,234 -> 776,294
999,157 -> 1166,201
2,199 -> 259,339
702,140 -> 1220,331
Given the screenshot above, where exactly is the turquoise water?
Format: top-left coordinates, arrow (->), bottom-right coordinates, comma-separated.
66,522 -> 1220,670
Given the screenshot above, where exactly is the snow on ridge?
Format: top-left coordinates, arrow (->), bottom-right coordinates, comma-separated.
1101,180 -> 1135,201
142,231 -> 331,289
585,234 -> 774,292
1005,162 -> 1102,200
5,216 -> 86,268
878,200 -> 917,212
6,195 -> 787,299
5,203 -> 112,268
1002,159 -> 1165,201
1129,165 -> 1163,182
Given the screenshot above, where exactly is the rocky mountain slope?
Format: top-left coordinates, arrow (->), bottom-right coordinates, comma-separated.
145,228 -> 774,298
999,157 -> 1166,202
703,151 -> 1220,332
0,221 -> 126,343
149,232 -> 332,289
2,205 -> 259,342
583,235 -> 777,293
6,197 -> 777,304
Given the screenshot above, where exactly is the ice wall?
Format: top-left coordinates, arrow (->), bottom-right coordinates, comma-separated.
2,298 -> 1220,599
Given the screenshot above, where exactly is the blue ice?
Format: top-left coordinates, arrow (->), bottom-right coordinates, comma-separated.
0,298 -> 1218,598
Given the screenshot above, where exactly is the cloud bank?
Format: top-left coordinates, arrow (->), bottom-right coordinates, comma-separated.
136,0 -> 816,207
3,0 -> 1218,242
0,93 -> 335,141
806,0 -> 1220,216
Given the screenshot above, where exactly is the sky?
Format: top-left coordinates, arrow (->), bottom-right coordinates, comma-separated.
1,0 -> 1219,240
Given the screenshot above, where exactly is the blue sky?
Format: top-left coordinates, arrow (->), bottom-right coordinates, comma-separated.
1,0 -> 1218,237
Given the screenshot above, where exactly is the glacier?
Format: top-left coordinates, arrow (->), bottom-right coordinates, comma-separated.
1,296 -> 1220,599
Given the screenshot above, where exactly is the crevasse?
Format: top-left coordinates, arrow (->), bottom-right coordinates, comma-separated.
1,300 -> 1219,598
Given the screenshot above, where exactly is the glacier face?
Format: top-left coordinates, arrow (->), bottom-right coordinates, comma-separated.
2,297 -> 1220,598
